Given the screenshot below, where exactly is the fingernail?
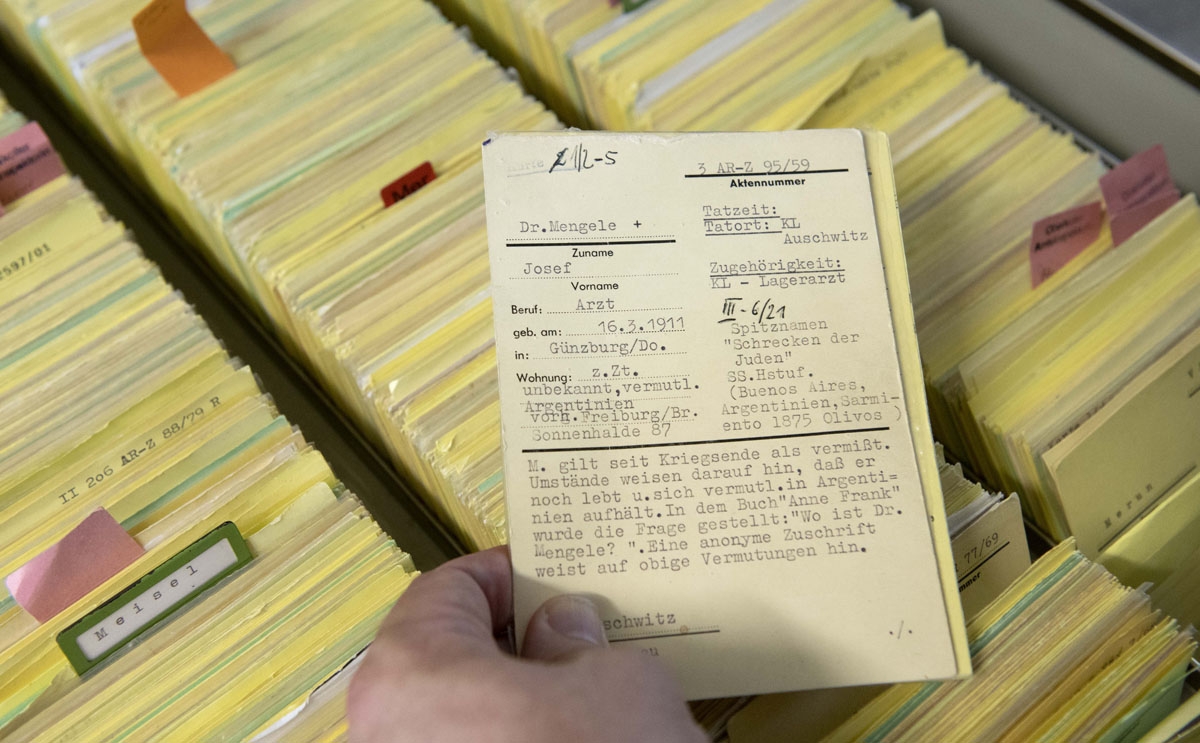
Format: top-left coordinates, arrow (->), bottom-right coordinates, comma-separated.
542,595 -> 607,646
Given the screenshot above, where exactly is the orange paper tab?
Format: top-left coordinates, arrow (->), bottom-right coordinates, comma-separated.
5,509 -> 145,623
0,122 -> 66,205
1099,144 -> 1180,246
133,0 -> 236,98
1029,201 -> 1104,288
381,162 -> 436,207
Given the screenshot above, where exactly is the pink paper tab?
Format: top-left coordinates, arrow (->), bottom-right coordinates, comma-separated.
1029,201 -> 1104,288
1099,144 -> 1180,245
1100,145 -> 1177,213
5,509 -> 144,623
1110,193 -> 1178,247
0,122 -> 67,205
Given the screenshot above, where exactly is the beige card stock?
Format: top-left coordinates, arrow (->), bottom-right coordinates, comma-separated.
484,130 -> 968,699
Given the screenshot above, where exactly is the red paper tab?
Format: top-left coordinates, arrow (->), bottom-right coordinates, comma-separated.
381,162 -> 436,207
133,0 -> 237,98
5,509 -> 145,623
0,122 -> 66,205
1030,201 -> 1104,288
1099,144 -> 1180,245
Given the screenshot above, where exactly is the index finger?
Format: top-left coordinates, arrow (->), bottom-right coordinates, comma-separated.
377,546 -> 514,659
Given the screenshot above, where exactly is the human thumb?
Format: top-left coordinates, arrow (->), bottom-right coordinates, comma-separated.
521,595 -> 609,661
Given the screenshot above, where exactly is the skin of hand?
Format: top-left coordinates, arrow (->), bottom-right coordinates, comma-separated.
347,546 -> 706,743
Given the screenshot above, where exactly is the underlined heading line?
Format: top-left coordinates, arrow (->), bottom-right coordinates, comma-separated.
507,239 -> 676,247
684,168 -> 849,178
522,426 -> 890,453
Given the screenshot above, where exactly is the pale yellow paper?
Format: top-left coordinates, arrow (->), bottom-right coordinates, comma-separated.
1045,324 -> 1200,558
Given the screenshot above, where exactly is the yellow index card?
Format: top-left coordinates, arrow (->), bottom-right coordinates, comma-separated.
1045,324 -> 1200,559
